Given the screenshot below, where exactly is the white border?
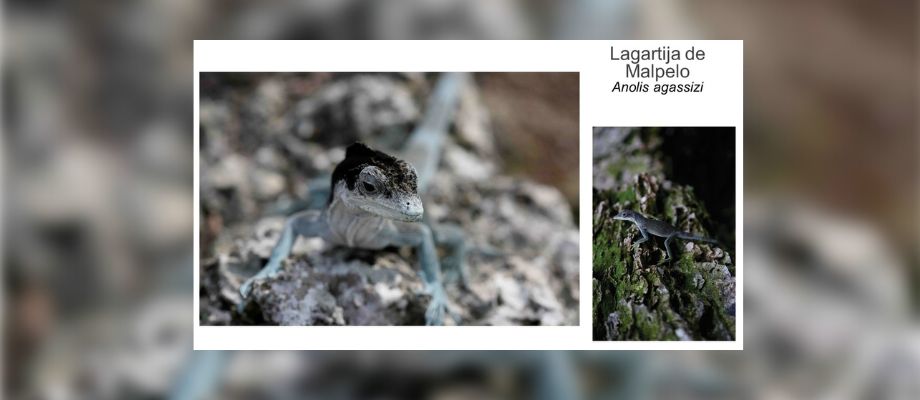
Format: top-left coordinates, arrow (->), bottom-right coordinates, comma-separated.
194,40 -> 743,350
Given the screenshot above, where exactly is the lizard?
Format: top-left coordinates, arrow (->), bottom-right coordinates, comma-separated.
612,209 -> 720,262
238,72 -> 468,326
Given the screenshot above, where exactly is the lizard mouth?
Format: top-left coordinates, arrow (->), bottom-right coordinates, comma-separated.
384,206 -> 423,222
359,199 -> 423,222
396,196 -> 424,222
401,211 -> 423,223
399,203 -> 424,222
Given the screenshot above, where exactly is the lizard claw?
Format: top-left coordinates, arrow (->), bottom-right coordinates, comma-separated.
424,287 -> 449,326
239,279 -> 255,298
425,305 -> 444,326
239,260 -> 283,299
237,260 -> 283,314
237,278 -> 259,314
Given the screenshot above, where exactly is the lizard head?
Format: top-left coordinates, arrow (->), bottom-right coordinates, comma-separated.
330,142 -> 424,222
613,209 -> 639,222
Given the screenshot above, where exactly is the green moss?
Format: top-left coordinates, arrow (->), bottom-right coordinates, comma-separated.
630,276 -> 648,298
662,187 -> 686,221
646,270 -> 662,288
616,301 -> 634,337
697,267 -> 735,340
592,213 -> 640,339
592,278 -> 601,311
634,307 -> 662,340
677,252 -> 696,277
617,187 -> 637,204
606,157 -> 649,179
658,307 -> 681,340
592,229 -> 621,273
701,273 -> 721,301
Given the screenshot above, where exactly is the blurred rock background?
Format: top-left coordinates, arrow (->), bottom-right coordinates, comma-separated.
3,0 -> 917,399
198,72 -> 579,326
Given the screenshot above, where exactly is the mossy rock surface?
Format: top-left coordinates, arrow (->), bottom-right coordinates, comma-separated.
593,128 -> 735,341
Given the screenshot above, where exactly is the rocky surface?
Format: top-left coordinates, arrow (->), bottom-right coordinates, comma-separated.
199,73 -> 579,326
593,127 -> 736,340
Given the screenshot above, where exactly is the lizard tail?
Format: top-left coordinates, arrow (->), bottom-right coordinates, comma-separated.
677,232 -> 720,245
402,72 -> 469,192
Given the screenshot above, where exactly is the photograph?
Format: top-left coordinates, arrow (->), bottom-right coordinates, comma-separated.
199,72 -> 579,326
593,127 -> 736,341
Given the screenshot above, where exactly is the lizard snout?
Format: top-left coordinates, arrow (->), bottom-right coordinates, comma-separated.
402,198 -> 424,222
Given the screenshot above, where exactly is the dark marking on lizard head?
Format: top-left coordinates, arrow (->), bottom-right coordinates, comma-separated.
330,142 -> 423,222
613,209 -> 640,222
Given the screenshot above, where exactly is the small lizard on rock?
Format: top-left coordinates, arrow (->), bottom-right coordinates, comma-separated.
613,209 -> 720,262
240,73 -> 468,325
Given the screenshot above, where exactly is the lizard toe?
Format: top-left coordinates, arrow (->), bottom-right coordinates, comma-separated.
424,288 -> 449,326
425,302 -> 446,326
239,279 -> 254,298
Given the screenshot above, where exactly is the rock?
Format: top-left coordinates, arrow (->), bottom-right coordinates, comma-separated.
692,272 -> 705,290
254,146 -> 287,171
249,168 -> 286,200
290,75 -> 419,146
606,312 -> 621,339
205,153 -> 249,190
199,101 -> 235,161
592,127 -> 663,191
455,82 -> 497,156
444,143 -> 494,181
252,80 -> 286,120
201,154 -> 258,223
249,255 -> 426,326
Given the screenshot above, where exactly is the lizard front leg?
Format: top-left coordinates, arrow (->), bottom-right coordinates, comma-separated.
431,222 -> 469,288
393,222 -> 449,325
633,226 -> 650,247
663,233 -> 677,262
240,210 -> 326,299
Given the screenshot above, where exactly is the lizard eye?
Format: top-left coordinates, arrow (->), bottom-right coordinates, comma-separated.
362,182 -> 377,193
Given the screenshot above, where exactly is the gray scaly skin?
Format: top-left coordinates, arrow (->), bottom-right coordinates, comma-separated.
613,209 -> 720,262
239,73 -> 468,325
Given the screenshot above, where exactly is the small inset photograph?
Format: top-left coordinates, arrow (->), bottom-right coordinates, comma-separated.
199,72 -> 579,326
593,127 -> 736,341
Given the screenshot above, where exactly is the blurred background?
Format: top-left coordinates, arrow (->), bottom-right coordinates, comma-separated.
3,0 -> 917,399
199,72 -> 579,326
